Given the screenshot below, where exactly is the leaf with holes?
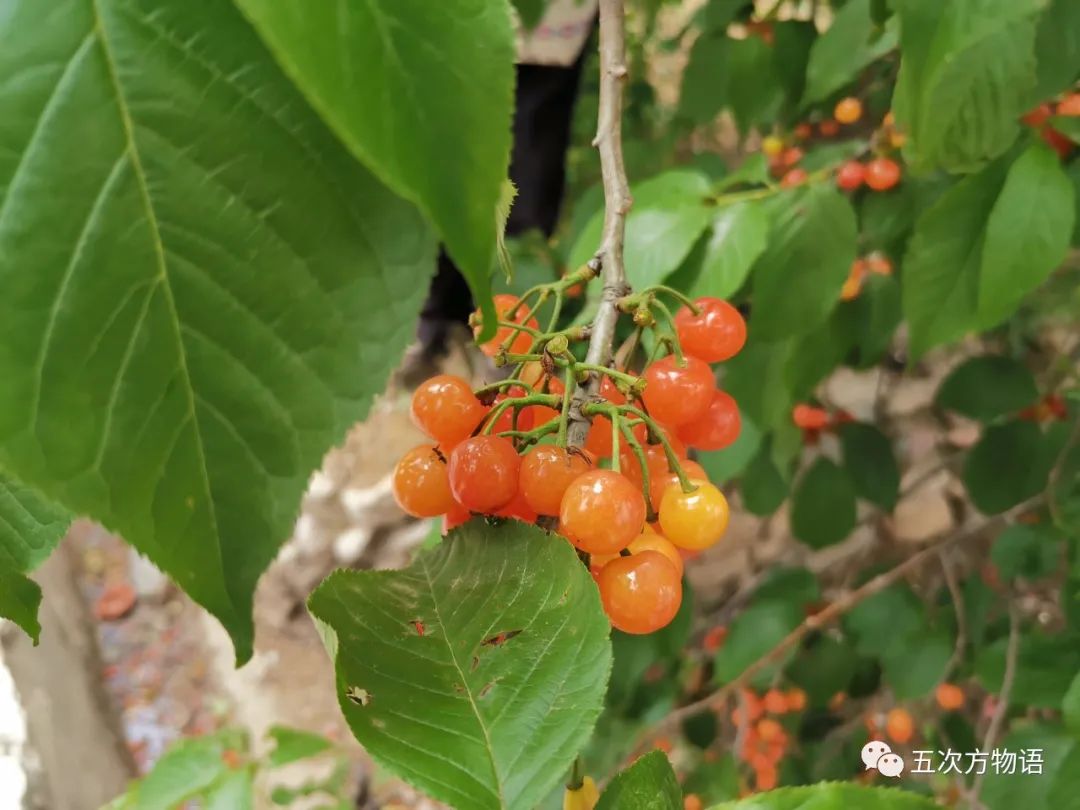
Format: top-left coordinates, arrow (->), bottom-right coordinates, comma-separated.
0,475 -> 70,642
308,521 -> 612,810
233,0 -> 515,340
596,751 -> 681,810
0,0 -> 437,661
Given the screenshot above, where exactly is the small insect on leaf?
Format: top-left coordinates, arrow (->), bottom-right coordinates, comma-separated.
412,620 -> 426,636
481,629 -> 523,647
345,686 -> 371,707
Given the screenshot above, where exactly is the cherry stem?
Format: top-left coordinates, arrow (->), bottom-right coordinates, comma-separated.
480,393 -> 561,436
649,298 -> 685,364
641,284 -> 700,314
619,422 -> 658,522
474,379 -> 536,397
571,362 -> 639,390
619,404 -> 698,493
557,367 -> 576,447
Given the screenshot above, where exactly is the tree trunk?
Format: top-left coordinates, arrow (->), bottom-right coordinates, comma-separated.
1,539 -> 136,810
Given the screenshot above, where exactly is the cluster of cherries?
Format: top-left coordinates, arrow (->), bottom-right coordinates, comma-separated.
764,97 -> 903,193
392,293 -> 748,635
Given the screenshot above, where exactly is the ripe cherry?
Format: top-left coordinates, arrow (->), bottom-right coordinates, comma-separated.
560,469 -> 646,555
935,683 -> 965,711
393,445 -> 456,518
658,479 -> 730,551
448,435 -> 521,513
519,445 -> 591,516
836,161 -> 865,191
410,375 -> 485,446
841,258 -> 867,301
834,97 -> 863,125
442,499 -> 471,534
864,158 -> 901,191
1057,93 -> 1080,117
1021,103 -> 1053,127
819,119 -> 840,137
494,489 -> 538,524
763,689 -> 788,714
792,404 -> 830,430
786,688 -> 807,712
780,168 -> 809,188
592,529 -> 686,579
473,294 -> 539,357
793,122 -> 813,140
678,390 -> 741,451
597,550 -> 682,634
674,297 -> 746,363
885,708 -> 914,744
649,460 -> 707,512
642,355 -> 716,427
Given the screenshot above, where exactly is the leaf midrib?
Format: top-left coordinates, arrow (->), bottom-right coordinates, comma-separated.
419,553 -> 506,809
87,0 -> 233,615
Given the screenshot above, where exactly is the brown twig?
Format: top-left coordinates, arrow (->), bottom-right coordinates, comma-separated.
938,550 -> 967,679
645,498 -> 1039,737
970,604 -> 1020,807
566,0 -> 633,449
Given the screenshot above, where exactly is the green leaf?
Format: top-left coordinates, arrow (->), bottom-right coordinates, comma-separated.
596,751 -> 681,810
740,443 -> 789,516
1051,116 -> 1080,143
992,524 -> 1061,580
981,725 -> 1075,809
964,421 -> 1053,514
687,202 -> 770,301
881,629 -> 951,699
937,356 -> 1040,422
680,33 -> 729,124
902,159 -> 1010,358
1062,670 -> 1080,734
134,735 -> 231,810
308,521 -> 612,810
978,141 -> 1076,327
844,274 -> 902,368
0,476 -> 70,642
803,0 -> 897,105
205,769 -> 254,810
233,0 -> 515,339
787,636 -> 858,706
266,726 -> 334,768
512,0 -> 548,30
790,459 -> 857,549
724,340 -> 795,432
704,0 -> 750,33
725,37 -> 784,133
714,599 -> 803,687
1047,744 -> 1080,810
0,0 -> 436,661
698,412 -> 762,486
845,584 -> 925,658
772,21 -> 817,106
1030,0 -> 1080,102
570,170 -> 714,291
750,185 -> 858,341
839,423 -> 900,511
712,784 -> 942,809
977,634 -> 1080,708
892,0 -> 1043,173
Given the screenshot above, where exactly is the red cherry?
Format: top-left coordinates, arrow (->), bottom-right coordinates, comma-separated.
780,168 -> 809,188
519,445 -> 592,516
642,355 -> 716,427
674,297 -> 747,363
393,445 -> 456,518
677,390 -> 741,451
597,551 -> 682,634
448,436 -> 521,513
835,161 -> 865,191
864,158 -> 901,191
559,470 -> 646,555
410,375 -> 485,446
473,294 -> 539,357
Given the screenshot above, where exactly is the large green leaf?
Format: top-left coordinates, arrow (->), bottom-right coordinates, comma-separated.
839,423 -> 900,511
308,521 -> 612,810
687,202 -> 770,301
892,0 -> 1043,173
981,726 -> 1075,809
750,185 -> 858,341
963,421 -> 1053,514
844,584 -> 925,658
1030,0 -> 1080,102
714,599 -> 803,687
978,141 -> 1076,327
233,0 -> 515,338
802,0 -> 897,106
570,170 -> 714,294
0,475 -> 70,641
0,0 -> 436,661
902,159 -> 1009,358
791,458 -> 857,549
596,751 -> 681,810
881,629 -> 951,699
680,33 -> 729,124
936,355 -> 1040,422
712,784 -> 942,809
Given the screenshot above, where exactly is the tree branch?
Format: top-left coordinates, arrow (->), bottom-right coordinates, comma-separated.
566,0 -> 633,449
645,498 -> 1040,737
971,603 -> 1020,807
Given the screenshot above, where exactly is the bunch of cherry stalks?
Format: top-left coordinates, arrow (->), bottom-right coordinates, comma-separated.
393,268 -> 747,635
